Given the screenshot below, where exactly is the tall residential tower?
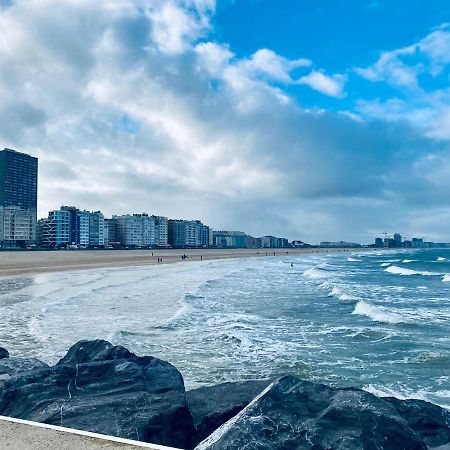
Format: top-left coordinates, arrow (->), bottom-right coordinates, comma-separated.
0,148 -> 38,247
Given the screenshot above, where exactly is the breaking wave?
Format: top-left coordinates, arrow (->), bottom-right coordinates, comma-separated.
385,265 -> 441,276
352,300 -> 406,324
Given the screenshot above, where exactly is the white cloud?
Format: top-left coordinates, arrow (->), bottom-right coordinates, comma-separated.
356,24 -> 450,88
297,71 -> 347,97
419,27 -> 450,75
147,0 -> 214,54
239,49 -> 311,84
355,46 -> 421,89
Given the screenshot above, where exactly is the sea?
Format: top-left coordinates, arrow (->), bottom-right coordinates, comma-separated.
0,248 -> 449,409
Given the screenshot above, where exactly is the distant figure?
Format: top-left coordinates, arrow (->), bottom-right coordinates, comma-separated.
273,252 -> 276,256
265,252 -> 268,256
290,262 -> 294,267
152,252 -> 154,256
201,255 -> 203,260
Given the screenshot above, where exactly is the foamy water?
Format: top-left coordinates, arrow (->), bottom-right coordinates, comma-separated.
0,249 -> 449,409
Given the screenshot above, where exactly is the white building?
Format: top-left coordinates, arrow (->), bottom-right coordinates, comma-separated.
0,206 -> 36,248
114,214 -> 169,247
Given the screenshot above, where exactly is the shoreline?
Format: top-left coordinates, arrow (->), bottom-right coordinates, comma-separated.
0,247 -> 377,278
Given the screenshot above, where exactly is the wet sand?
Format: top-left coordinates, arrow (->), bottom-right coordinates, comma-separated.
0,247 -> 373,277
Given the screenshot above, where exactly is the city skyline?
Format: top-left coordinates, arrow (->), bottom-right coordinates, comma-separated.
1,1 -> 450,242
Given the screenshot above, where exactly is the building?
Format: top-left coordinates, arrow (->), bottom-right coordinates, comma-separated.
168,219 -> 211,247
0,148 -> 38,247
214,230 -> 249,248
60,206 -> 90,247
104,218 -> 119,247
374,237 -> 383,248
114,214 -> 169,248
0,206 -> 36,248
259,235 -> 289,248
412,238 -> 424,248
37,210 -> 70,248
89,211 -> 105,247
320,241 -> 361,248
153,216 -> 169,247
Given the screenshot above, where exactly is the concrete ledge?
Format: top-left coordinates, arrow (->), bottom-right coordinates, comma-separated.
0,415 -> 182,450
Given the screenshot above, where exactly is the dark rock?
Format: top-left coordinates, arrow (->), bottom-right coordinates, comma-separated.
386,397 -> 450,449
0,356 -> 48,387
195,376 -> 433,450
0,347 -> 9,359
0,340 -> 195,449
188,379 -> 272,447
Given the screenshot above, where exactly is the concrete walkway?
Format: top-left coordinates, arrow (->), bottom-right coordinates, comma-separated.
0,416 -> 181,450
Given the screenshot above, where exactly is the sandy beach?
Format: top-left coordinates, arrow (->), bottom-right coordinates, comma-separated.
0,247 -> 373,277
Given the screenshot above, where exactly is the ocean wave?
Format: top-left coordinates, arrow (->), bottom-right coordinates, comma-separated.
410,351 -> 450,366
352,300 -> 406,324
303,264 -> 331,280
437,257 -> 447,262
347,257 -> 361,262
328,286 -> 357,302
442,274 -> 450,282
385,265 -> 441,276
380,263 -> 391,267
402,259 -> 417,263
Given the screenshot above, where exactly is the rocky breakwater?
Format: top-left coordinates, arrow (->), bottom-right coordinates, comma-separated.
0,340 -> 449,450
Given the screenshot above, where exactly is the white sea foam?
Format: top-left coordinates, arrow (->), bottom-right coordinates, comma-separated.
385,265 -> 441,276
380,263 -> 391,267
303,264 -> 331,280
442,274 -> 450,282
328,286 -> 357,302
352,300 -> 405,324
347,257 -> 361,262
402,259 -> 417,263
437,257 -> 447,262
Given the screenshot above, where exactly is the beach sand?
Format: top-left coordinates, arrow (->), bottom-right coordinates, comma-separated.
0,247 -> 373,277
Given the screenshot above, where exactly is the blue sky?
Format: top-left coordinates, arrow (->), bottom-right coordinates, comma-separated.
1,0 -> 450,242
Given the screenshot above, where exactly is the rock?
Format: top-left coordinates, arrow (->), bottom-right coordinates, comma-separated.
195,376 -> 433,450
0,357 -> 48,388
386,397 -> 450,449
0,347 -> 9,359
187,379 -> 272,447
0,340 -> 195,449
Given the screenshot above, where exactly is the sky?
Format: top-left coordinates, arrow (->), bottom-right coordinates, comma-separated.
1,0 -> 450,243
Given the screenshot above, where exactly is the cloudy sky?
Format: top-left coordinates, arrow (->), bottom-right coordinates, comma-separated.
1,0 -> 450,243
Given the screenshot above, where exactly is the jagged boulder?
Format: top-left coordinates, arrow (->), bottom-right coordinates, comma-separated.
194,376 -> 441,450
0,340 -> 195,449
0,347 -> 9,359
187,379 -> 272,447
386,397 -> 450,449
0,356 -> 48,392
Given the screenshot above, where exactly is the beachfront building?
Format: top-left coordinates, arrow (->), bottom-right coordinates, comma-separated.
0,206 -> 36,248
60,206 -> 90,247
374,237 -> 383,248
259,235 -> 289,248
412,238 -> 424,248
154,216 -> 169,247
214,230 -> 252,248
114,214 -> 169,248
37,207 -> 107,248
37,210 -> 71,248
104,218 -> 119,247
320,241 -> 361,248
168,219 -> 212,247
0,148 -> 38,247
